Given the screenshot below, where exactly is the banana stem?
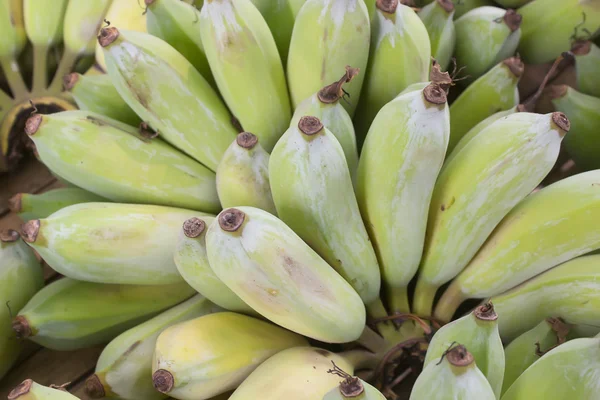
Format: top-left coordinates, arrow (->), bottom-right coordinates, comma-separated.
386,285 -> 411,314
339,349 -> 380,370
366,296 -> 388,320
32,45 -> 49,93
0,56 -> 29,100
433,282 -> 466,323
356,325 -> 387,354
0,89 -> 12,110
48,49 -> 78,93
365,297 -> 405,343
412,279 -> 439,318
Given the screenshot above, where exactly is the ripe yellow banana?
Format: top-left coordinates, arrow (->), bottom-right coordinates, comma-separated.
8,379 -> 78,400
418,0 -> 456,71
572,40 -> 600,98
0,0 -> 28,98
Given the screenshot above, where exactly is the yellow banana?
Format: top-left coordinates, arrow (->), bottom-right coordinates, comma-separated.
8,379 -> 78,400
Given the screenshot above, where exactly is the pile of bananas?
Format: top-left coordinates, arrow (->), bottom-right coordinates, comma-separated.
2,0 -> 600,399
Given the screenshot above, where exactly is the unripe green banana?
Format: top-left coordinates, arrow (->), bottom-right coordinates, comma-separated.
85,295 -> 222,400
409,344 -> 496,400
0,0 -> 28,98
447,56 -> 523,153
205,206 -> 366,343
152,312 -> 309,400
551,84 -> 600,171
199,0 -> 290,152
572,40 -> 600,97
415,111 -> 568,318
216,132 -> 277,214
229,346 -> 355,400
418,0 -> 456,71
174,217 -> 255,314
436,170 -> 600,323
423,303 -> 504,398
12,277 -> 196,351
8,379 -> 78,400
501,337 -> 600,399
354,1 -> 431,145
323,375 -> 386,400
0,230 -> 43,379
99,27 -> 237,172
452,0 -> 495,19
287,0 -> 370,118
357,82 -> 449,313
25,110 -> 220,213
291,67 -> 359,183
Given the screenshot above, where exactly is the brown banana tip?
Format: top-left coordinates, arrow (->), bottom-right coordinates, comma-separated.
8,193 -> 23,214
503,57 -> 525,78
503,9 -> 522,32
317,66 -> 359,104
447,345 -> 474,367
8,379 -> 33,399
298,116 -> 324,136
437,0 -> 454,13
84,375 -> 105,398
152,370 -> 174,393
474,302 -> 498,321
12,316 -> 32,339
340,377 -> 364,397
552,112 -> 570,134
376,0 -> 398,13
430,59 -> 453,88
571,40 -> 591,55
236,132 -> 259,149
63,73 -> 79,91
183,217 -> 206,238
25,114 -> 42,136
21,220 -> 40,243
0,229 -> 20,243
218,208 -> 245,232
98,27 -> 119,47
423,83 -> 447,105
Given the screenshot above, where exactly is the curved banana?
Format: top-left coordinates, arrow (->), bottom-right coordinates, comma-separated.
418,0 -> 456,71
572,40 -> 600,98
0,0 -> 28,98
8,379 -> 78,400
323,375 -> 386,399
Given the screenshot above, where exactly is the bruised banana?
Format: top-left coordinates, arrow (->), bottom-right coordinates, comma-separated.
99,27 -> 237,171
8,379 -> 78,400
205,206 -> 366,343
287,0 -> 370,117
12,277 -> 195,351
423,303 -> 504,398
200,0 -> 290,152
216,132 -> 277,215
414,111 -> 568,318
174,217 -> 255,314
323,375 -> 386,400
572,40 -> 600,98
85,295 -> 222,400
25,110 -> 220,213
357,82 -> 449,313
436,170 -> 600,323
418,0 -> 456,71
152,312 -> 308,400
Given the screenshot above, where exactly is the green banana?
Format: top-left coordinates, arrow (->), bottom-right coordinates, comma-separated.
423,303 -> 504,398
436,170 -> 600,323
205,206 -> 366,343
572,40 -> 600,98
199,0 -> 290,152
551,84 -> 600,171
453,0 -> 495,19
0,230 -> 43,380
409,344 -> 496,400
287,0 -> 371,117
8,379 -> 79,400
20,202 -> 213,285
418,0 -> 456,71
174,216 -> 255,314
152,312 -> 309,400
86,295 -> 222,400
229,347 -> 355,400
99,27 -> 237,171
323,375 -> 386,399
12,277 -> 195,351
414,111 -> 568,318
356,81 -> 449,313
354,1 -> 431,145
216,132 -> 277,214
0,0 -> 28,99
63,72 -> 141,126
25,110 -> 220,213
447,56 -> 523,153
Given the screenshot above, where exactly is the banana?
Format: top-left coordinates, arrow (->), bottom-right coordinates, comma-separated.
287,0 -> 370,118
356,82 -> 449,313
20,202 -> 213,285
323,375 -> 386,399
353,1 -> 430,145
25,110 -> 220,213
174,217 -> 256,314
494,0 -> 533,7
152,312 -> 309,400
8,379 -> 79,400
12,277 -> 196,351
0,0 -> 29,99
418,0 -> 456,71
452,0 -> 495,19
86,295 -> 222,400
409,344 -> 496,400
423,303 -> 504,398
229,346 -> 355,400
501,337 -> 600,399
0,230 -> 43,379
436,170 -> 600,323
414,111 -> 568,318
199,0 -> 291,152
291,67 -> 359,183
205,206 -> 366,343
447,56 -> 523,153
572,40 -> 600,97
62,72 -> 141,126
551,84 -> 600,171
99,27 -> 237,172
216,132 -> 277,214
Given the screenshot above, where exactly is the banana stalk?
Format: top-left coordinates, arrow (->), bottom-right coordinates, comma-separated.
572,40 -> 600,98
418,0 -> 456,71
8,380 -> 78,400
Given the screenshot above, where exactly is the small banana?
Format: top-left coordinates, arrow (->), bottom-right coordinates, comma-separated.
174,217 -> 255,314
414,111 -> 568,318
205,206 -> 366,343
436,170 -> 600,323
287,0 -> 371,117
452,0 -> 495,19
323,375 -> 386,400
216,132 -> 277,214
572,40 -> 600,98
200,0 -> 291,152
152,312 -> 308,400
99,27 -> 237,172
86,295 -> 222,400
418,0 -> 456,71
8,379 -> 78,400
0,0 -> 28,98
12,277 -> 195,351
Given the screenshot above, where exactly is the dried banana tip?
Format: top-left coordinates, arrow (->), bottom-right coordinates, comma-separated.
12,316 -> 32,339
236,132 -> 259,149
376,0 -> 398,14
504,9 -> 523,32
8,379 -> 33,399
84,375 -> 106,398
21,220 -> 40,243
0,229 -> 20,243
552,112 -> 570,134
25,114 -> 42,136
219,208 -> 246,232
474,302 -> 498,321
447,345 -> 474,367
63,73 -> 79,91
152,369 -> 174,393
340,377 -> 364,397
98,27 -> 119,47
183,217 -> 206,238
298,116 -> 323,136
